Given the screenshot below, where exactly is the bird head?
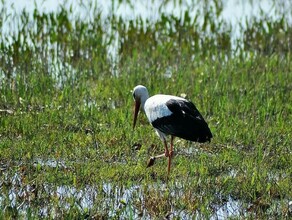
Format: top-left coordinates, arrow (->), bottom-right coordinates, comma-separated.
132,85 -> 149,129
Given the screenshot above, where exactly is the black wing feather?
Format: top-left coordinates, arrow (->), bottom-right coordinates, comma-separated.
151,99 -> 212,143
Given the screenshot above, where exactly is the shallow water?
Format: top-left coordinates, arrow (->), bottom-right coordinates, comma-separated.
0,159 -> 249,218
1,157 -> 291,218
1,0 -> 290,83
2,0 -> 290,48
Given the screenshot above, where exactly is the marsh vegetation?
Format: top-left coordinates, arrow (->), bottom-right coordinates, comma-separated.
0,0 -> 292,218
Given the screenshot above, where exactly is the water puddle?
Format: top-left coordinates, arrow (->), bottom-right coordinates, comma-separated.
1,159 -> 290,218
0,164 -> 292,220
0,161 -> 244,219
211,195 -> 242,219
33,158 -> 68,169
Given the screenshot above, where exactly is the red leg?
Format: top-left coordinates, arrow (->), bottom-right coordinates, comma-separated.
163,139 -> 170,157
147,139 -> 170,168
147,138 -> 174,176
167,154 -> 172,175
164,138 -> 172,175
167,136 -> 176,175
170,136 -> 175,157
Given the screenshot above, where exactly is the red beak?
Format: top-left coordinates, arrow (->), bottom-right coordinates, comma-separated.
133,100 -> 141,129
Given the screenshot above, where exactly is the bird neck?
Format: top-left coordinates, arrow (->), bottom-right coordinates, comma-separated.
140,94 -> 149,112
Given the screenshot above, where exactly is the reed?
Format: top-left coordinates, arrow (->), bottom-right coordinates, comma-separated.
0,0 -> 291,218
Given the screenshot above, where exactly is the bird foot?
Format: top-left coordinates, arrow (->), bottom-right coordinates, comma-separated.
147,157 -> 155,168
147,151 -> 173,168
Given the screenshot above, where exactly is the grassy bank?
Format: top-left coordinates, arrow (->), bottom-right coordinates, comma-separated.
0,0 -> 292,218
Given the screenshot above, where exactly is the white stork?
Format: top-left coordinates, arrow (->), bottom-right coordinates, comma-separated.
132,85 -> 212,175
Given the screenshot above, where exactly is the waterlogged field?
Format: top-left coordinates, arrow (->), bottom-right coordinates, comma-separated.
0,0 -> 292,219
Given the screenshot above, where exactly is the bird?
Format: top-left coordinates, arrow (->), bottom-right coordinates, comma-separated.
132,85 -> 212,175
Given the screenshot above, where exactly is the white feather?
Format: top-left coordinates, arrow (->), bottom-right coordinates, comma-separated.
144,94 -> 185,123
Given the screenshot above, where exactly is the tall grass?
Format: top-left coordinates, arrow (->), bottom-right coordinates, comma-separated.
0,0 -> 292,218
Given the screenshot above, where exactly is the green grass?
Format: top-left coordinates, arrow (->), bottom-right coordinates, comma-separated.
1,0 -> 292,219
